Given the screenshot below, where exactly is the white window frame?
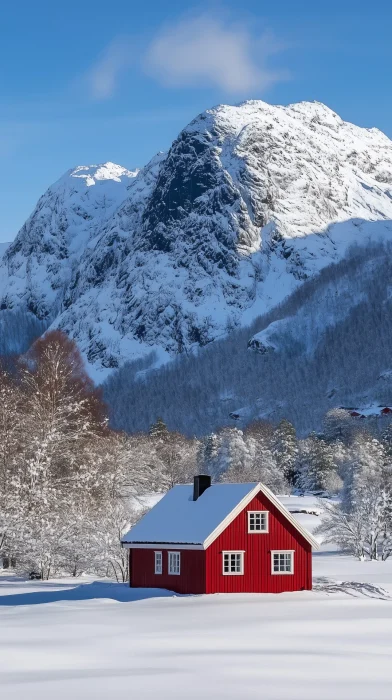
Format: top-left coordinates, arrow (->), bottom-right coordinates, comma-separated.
271,550 -> 295,575
247,510 -> 269,533
154,551 -> 162,575
168,551 -> 181,575
222,551 -> 245,576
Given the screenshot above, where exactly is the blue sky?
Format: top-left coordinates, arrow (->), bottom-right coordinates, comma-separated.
1,0 -> 392,241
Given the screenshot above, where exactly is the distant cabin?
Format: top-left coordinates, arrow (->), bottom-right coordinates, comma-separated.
122,476 -> 319,595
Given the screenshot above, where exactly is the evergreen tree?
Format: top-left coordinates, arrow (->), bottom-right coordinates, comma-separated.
323,409 -> 354,443
381,422 -> 392,455
149,417 -> 169,440
272,420 -> 299,487
198,433 -> 220,477
215,428 -> 252,479
297,433 -> 342,493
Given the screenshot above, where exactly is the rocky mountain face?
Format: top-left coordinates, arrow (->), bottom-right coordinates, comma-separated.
0,163 -> 137,319
1,101 -> 392,380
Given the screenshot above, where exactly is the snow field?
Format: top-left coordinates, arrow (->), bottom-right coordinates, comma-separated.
2,495 -> 392,699
2,546 -> 392,699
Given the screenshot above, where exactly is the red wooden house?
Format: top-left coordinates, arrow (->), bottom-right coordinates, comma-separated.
122,476 -> 319,594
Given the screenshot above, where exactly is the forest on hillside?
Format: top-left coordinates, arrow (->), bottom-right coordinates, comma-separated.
104,242 -> 392,436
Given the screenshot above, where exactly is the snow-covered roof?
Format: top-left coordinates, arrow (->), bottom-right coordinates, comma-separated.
122,482 -> 319,550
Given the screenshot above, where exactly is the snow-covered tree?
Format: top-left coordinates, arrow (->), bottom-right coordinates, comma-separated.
91,500 -> 141,582
198,433 -> 220,476
214,428 -> 252,480
0,371 -> 25,557
297,433 -> 342,493
272,420 -> 298,486
323,408 -> 355,443
152,431 -> 200,488
1,331 -> 109,577
149,417 -> 169,440
316,434 -> 392,560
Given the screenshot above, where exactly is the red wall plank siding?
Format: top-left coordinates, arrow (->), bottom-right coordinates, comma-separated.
130,548 -> 206,594
205,491 -> 312,594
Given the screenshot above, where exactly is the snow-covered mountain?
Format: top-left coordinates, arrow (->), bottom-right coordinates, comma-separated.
0,242 -> 10,258
0,163 -> 137,320
1,100 -> 392,379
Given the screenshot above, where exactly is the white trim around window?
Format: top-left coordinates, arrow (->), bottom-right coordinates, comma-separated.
222,551 -> 245,575
271,550 -> 294,575
247,510 -> 269,533
168,551 -> 181,575
154,551 -> 162,575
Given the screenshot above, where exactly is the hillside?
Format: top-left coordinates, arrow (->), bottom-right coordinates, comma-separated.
103,241 -> 392,435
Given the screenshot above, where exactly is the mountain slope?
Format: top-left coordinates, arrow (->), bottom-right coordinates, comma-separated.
103,241 -> 392,436
0,242 -> 10,258
1,101 -> 392,378
0,163 -> 137,319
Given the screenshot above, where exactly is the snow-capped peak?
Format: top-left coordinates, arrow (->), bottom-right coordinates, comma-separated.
1,100 -> 392,378
52,162 -> 138,190
0,161 -> 137,322
65,162 -> 139,187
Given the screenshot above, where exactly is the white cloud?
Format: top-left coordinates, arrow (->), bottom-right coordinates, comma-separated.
143,14 -> 286,94
87,37 -> 132,100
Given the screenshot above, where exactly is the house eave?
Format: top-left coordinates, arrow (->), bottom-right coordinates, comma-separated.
122,542 -> 205,550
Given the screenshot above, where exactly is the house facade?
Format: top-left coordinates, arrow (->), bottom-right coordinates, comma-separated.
122,476 -> 319,595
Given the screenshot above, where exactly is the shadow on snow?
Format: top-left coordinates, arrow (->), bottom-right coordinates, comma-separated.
0,580 -> 180,607
313,577 -> 391,600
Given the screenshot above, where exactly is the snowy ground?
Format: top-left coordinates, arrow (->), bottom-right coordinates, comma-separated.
1,498 -> 392,699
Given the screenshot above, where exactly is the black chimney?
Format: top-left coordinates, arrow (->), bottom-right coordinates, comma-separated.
193,474 -> 211,501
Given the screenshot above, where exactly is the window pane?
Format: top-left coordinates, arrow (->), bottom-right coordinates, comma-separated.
169,552 -> 180,574
223,552 -> 243,574
155,552 -> 162,573
273,552 -> 292,572
249,512 -> 268,531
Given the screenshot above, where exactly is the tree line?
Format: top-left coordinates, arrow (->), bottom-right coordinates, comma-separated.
1,331 -> 392,578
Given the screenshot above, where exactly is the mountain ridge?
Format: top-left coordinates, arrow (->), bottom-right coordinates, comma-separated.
1,100 -> 392,380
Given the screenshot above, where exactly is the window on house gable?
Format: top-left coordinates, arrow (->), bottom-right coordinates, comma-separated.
155,551 -> 162,575
248,511 -> 269,533
168,551 -> 181,575
222,551 -> 244,575
271,551 -> 294,574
